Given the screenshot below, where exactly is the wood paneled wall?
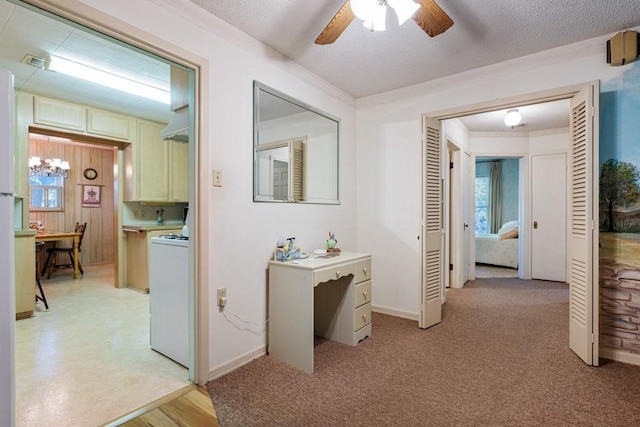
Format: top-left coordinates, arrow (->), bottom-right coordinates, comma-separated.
29,134 -> 116,265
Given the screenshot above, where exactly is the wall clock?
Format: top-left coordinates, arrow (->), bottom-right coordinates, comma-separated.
83,168 -> 98,180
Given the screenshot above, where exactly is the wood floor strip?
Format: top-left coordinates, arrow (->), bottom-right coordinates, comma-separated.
102,385 -> 218,427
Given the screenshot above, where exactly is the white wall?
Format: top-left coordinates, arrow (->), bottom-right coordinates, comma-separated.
19,0 -> 358,381
357,34 -> 627,318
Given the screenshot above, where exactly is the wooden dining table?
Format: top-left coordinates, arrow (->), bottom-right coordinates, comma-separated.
35,231 -> 82,279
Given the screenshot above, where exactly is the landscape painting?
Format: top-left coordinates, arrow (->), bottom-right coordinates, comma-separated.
598,61 -> 640,357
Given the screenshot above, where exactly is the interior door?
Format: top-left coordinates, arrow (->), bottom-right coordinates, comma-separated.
420,116 -> 443,329
531,153 -> 567,282
462,151 -> 473,282
568,83 -> 599,366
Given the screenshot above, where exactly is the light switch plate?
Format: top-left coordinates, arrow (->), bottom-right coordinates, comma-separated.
213,169 -> 222,187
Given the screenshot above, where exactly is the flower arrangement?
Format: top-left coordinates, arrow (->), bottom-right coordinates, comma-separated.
156,208 -> 164,224
327,231 -> 339,252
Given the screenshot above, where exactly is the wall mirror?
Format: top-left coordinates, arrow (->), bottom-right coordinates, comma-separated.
253,81 -> 339,204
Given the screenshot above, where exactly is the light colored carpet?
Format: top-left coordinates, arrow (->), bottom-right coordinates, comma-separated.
207,278 -> 640,426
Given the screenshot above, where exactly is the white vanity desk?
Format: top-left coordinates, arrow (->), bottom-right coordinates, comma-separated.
268,252 -> 372,373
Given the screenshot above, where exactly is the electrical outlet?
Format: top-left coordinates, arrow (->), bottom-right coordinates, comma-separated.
217,288 -> 227,307
213,169 -> 222,187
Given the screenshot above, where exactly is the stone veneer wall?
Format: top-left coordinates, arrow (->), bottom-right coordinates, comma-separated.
600,259 -> 640,354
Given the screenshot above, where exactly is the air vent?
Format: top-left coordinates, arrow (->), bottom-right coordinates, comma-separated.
22,54 -> 47,69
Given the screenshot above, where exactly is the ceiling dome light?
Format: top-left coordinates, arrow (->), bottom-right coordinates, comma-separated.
388,0 -> 420,25
504,109 -> 522,127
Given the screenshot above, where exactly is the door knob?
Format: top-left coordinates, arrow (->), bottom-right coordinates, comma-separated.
464,223 -> 469,229
533,221 -> 538,229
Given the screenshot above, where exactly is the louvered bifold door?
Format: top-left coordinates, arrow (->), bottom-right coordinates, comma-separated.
290,139 -> 304,202
568,84 -> 598,365
420,116 -> 443,329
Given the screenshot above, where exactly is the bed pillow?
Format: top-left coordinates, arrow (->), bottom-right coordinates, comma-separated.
498,220 -> 519,237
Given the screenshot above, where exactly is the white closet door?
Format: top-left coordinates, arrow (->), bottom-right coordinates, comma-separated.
420,116 -> 443,329
568,83 -> 599,366
531,153 -> 567,282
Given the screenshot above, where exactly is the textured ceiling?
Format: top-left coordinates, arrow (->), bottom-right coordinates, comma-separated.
189,0 -> 640,98
0,1 -> 172,124
1,1 -> 638,131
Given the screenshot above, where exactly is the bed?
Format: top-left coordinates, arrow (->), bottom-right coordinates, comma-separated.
475,221 -> 519,269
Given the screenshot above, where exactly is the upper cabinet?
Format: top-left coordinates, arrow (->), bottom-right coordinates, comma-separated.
33,96 -> 86,132
32,96 -> 134,142
170,67 -> 189,111
124,120 -> 188,203
86,108 -> 133,141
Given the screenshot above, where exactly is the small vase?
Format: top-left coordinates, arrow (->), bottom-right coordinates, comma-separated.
157,216 -> 163,225
327,239 -> 337,249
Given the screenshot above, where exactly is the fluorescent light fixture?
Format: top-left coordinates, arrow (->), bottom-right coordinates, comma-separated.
504,109 -> 522,127
47,55 -> 170,104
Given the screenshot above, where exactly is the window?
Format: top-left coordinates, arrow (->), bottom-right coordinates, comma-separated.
29,175 -> 64,211
475,176 -> 489,234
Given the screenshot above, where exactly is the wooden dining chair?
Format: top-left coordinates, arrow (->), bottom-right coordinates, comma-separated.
42,222 -> 88,279
35,241 -> 49,309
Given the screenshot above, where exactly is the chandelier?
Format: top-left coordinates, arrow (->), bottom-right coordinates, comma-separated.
29,157 -> 70,178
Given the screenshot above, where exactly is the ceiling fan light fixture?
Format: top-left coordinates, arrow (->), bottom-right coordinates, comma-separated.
363,4 -> 387,31
353,0 -> 387,31
350,0 -> 376,21
504,109 -> 522,127
388,0 -> 420,25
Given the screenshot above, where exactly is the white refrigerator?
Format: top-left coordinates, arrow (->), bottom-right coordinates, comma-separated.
0,68 -> 16,427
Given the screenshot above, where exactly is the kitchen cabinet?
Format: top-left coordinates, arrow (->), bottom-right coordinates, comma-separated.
33,96 -> 86,132
124,119 -> 188,203
171,140 -> 189,202
31,95 -> 135,143
124,227 -> 182,293
86,108 -> 133,141
15,232 -> 36,320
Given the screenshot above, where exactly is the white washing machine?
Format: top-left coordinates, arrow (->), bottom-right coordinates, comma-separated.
149,236 -> 188,366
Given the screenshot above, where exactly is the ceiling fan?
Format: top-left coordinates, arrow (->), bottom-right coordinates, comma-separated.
315,0 -> 454,45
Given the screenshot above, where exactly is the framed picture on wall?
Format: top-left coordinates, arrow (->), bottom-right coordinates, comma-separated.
82,184 -> 101,207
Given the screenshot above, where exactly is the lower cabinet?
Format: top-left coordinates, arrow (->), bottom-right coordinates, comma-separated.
15,233 -> 36,320
124,228 -> 182,293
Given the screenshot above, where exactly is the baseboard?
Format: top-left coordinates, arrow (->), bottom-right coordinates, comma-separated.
600,347 -> 640,366
208,345 -> 266,381
372,305 -> 419,321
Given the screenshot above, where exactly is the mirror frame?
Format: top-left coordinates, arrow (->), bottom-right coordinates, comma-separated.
253,81 -> 340,204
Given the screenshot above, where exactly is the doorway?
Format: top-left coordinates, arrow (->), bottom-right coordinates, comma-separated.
6,0 -> 202,424
423,82 -> 600,366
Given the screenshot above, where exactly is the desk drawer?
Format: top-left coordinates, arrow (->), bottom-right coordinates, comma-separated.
354,302 -> 371,331
354,280 -> 371,308
313,262 -> 355,287
355,258 -> 371,283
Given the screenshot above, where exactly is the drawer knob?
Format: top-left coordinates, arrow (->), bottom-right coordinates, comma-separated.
362,313 -> 367,321
335,271 -> 340,278
363,267 -> 368,275
363,291 -> 368,299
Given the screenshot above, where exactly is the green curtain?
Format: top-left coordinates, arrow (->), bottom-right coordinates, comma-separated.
489,161 -> 502,234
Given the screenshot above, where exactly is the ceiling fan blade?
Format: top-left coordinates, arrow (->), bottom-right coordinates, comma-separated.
315,1 -> 355,45
413,0 -> 454,37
